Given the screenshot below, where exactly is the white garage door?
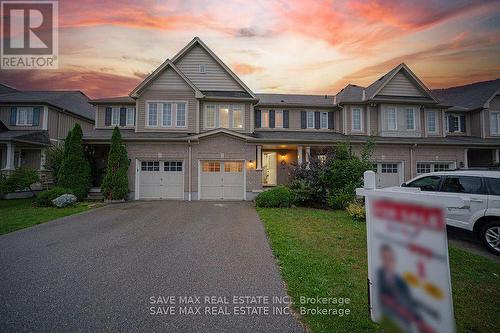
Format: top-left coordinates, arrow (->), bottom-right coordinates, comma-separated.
375,162 -> 403,188
139,161 -> 184,199
200,160 -> 245,200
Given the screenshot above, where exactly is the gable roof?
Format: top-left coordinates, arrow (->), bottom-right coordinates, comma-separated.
431,79 -> 500,111
171,37 -> 256,99
335,84 -> 365,104
0,90 -> 95,121
129,59 -> 203,98
365,63 -> 438,102
189,128 -> 255,141
256,93 -> 335,107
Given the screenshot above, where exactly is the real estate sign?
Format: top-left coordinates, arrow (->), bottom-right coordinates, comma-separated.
357,180 -> 457,333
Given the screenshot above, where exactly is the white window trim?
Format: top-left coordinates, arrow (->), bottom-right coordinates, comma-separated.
111,107 -> 120,126
175,102 -> 188,128
386,107 -> 397,131
274,110 -> 283,129
426,111 -> 438,134
161,103 -> 173,127
204,103 -> 245,130
406,108 -> 415,130
320,112 -> 328,129
306,111 -> 315,129
126,106 -> 135,126
16,107 -> 34,126
351,107 -> 363,132
490,111 -> 500,135
198,64 -> 206,74
146,100 -> 188,128
446,113 -> 465,133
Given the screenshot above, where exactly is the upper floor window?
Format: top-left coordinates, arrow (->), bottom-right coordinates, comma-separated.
352,108 -> 362,131
232,105 -> 243,129
261,110 -> 269,128
126,107 -> 135,126
17,107 -> 34,126
405,108 -> 415,130
446,114 -> 465,133
275,110 -> 283,128
320,112 -> 328,129
204,104 -> 244,130
111,108 -> 120,126
198,64 -> 206,74
147,101 -> 187,128
490,112 -> 500,135
306,111 -> 314,129
427,111 -> 437,133
387,107 -> 397,130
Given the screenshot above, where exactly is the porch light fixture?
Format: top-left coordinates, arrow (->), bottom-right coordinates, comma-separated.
280,152 -> 286,160
249,160 -> 254,168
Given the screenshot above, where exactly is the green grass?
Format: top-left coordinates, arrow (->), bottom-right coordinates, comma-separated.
257,207 -> 500,333
0,198 -> 100,235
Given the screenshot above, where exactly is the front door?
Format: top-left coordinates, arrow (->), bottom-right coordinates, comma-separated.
262,152 -> 277,186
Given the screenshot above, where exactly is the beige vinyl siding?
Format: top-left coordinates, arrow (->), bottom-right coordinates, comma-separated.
94,104 -> 136,129
469,110 -> 482,137
47,107 -> 94,140
379,104 -> 422,137
149,67 -> 192,90
175,45 -> 243,91
20,149 -> 41,169
485,95 -> 500,137
378,72 -> 424,97
136,89 -> 197,133
0,106 -> 43,131
200,102 -> 252,133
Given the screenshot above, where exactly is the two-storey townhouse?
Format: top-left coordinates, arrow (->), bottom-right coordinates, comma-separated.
0,85 -> 95,182
83,37 -> 499,200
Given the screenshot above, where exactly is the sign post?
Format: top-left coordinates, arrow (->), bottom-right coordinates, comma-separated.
357,171 -> 462,333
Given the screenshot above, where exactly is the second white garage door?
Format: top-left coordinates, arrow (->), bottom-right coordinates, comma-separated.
139,161 -> 184,199
199,160 -> 245,200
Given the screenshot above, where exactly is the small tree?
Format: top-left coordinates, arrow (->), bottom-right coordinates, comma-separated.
44,144 -> 65,184
58,124 -> 91,199
101,127 -> 129,200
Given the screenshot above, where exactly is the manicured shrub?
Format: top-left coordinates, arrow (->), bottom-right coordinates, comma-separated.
288,139 -> 374,208
35,187 -> 74,207
101,127 -> 129,200
255,186 -> 293,208
58,124 -> 91,199
346,201 -> 366,221
0,167 -> 40,197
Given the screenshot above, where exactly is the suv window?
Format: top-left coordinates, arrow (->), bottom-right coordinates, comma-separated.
485,177 -> 500,195
441,176 -> 484,194
406,176 -> 441,191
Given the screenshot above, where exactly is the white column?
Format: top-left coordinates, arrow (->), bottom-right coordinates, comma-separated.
4,143 -> 15,170
256,145 -> 262,170
463,148 -> 468,168
305,146 -> 311,169
495,149 -> 499,163
297,146 -> 303,165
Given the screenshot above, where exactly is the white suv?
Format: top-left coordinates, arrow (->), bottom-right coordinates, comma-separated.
402,170 -> 500,255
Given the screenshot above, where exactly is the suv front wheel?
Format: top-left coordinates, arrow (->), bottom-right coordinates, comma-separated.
480,221 -> 500,255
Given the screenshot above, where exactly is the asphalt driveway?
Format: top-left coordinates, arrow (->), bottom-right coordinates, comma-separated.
0,201 -> 304,333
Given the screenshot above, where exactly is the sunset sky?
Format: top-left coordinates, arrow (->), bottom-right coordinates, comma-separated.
1,0 -> 499,98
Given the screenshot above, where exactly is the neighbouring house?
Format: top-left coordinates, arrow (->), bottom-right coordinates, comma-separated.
0,84 -> 95,186
3,37 -> 499,200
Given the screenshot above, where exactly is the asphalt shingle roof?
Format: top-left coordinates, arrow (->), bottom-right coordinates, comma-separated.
335,84 -> 365,103
89,96 -> 135,104
256,93 -> 335,107
431,79 -> 500,111
0,90 -> 95,121
0,129 -> 50,145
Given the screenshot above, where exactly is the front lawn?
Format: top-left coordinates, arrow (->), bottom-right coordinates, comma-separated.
0,199 -> 100,235
257,207 -> 500,333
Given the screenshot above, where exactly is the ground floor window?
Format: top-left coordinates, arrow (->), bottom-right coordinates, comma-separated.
416,162 -> 453,174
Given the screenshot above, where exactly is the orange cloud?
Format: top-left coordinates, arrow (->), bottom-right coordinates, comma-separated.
232,63 -> 262,75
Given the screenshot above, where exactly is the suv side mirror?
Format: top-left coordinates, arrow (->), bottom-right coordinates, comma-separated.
401,182 -> 407,187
